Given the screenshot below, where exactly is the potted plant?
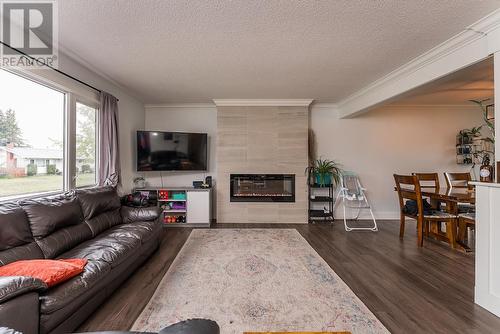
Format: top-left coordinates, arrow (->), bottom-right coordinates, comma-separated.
305,158 -> 342,187
470,99 -> 495,142
458,127 -> 482,145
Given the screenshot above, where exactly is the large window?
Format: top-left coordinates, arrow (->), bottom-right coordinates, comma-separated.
0,70 -> 99,200
0,70 -> 65,198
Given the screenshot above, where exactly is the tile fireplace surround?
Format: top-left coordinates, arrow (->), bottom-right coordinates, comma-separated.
216,105 -> 308,224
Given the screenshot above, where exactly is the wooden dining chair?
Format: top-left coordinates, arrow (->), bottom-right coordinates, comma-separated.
458,212 -> 475,248
414,172 -> 440,189
394,174 -> 425,246
444,172 -> 475,213
444,172 -> 472,189
394,174 -> 458,248
414,172 -> 444,229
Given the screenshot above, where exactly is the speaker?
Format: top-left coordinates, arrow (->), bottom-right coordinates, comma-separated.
205,176 -> 212,188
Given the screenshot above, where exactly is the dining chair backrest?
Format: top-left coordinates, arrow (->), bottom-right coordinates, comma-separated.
444,172 -> 472,189
413,173 -> 440,189
394,174 -> 424,218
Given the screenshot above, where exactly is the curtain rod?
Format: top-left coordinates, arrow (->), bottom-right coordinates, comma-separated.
0,41 -> 118,101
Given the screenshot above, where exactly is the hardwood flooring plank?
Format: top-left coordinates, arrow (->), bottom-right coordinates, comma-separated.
77,221 -> 500,334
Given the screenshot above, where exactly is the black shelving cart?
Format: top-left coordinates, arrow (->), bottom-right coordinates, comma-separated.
307,173 -> 335,224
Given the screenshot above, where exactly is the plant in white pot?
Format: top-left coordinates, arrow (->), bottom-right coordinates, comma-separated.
305,158 -> 342,187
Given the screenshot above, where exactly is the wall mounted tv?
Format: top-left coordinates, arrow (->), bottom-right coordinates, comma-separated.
137,131 -> 208,171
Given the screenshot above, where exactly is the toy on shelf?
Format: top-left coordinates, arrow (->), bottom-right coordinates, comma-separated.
163,215 -> 186,224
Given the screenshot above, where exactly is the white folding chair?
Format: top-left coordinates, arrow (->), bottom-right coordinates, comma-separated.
334,171 -> 378,232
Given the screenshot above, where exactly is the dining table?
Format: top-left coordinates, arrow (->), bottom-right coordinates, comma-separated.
420,187 -> 475,251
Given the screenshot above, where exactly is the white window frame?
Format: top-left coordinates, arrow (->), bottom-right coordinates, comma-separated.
0,68 -> 100,202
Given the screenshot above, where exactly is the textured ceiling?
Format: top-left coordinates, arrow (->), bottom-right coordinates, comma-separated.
391,57 -> 494,105
57,0 -> 500,103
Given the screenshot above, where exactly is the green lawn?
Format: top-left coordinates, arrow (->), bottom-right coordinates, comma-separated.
0,173 -> 96,197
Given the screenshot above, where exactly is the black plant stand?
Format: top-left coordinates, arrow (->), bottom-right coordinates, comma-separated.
307,175 -> 335,224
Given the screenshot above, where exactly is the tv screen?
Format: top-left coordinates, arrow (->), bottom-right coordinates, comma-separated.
137,131 -> 208,171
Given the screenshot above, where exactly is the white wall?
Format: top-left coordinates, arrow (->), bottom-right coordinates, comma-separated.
56,52 -> 145,193
311,104 -> 485,219
143,104 -> 217,187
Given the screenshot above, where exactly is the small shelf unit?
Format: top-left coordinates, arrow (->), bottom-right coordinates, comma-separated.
134,187 -> 212,228
455,132 -> 493,165
307,182 -> 335,224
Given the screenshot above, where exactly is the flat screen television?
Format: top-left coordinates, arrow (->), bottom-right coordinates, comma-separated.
137,131 -> 208,171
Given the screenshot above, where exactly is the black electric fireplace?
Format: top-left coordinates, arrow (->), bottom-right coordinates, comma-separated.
230,174 -> 295,202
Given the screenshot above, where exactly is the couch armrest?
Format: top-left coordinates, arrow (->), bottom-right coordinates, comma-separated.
0,276 -> 46,304
159,319 -> 219,334
0,277 -> 45,334
120,206 -> 162,224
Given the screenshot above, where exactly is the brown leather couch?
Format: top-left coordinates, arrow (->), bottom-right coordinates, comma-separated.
0,319 -> 220,334
0,187 -> 162,334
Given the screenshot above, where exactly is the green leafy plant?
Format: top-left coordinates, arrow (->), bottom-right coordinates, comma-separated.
46,164 -> 57,175
470,99 -> 494,142
26,163 -> 37,176
305,158 -> 342,187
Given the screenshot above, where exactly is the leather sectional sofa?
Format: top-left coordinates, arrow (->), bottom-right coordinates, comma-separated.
0,187 -> 163,334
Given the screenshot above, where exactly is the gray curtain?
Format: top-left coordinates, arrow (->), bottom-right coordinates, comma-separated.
98,92 -> 121,186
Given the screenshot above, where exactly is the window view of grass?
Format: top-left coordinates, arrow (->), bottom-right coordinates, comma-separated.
0,173 -> 96,198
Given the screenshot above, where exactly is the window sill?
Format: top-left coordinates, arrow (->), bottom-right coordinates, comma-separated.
0,185 -> 99,203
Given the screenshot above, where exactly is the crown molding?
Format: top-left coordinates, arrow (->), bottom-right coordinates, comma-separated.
337,8 -> 500,118
213,99 -> 314,107
310,102 -> 338,109
381,104 -> 479,110
145,103 -> 216,109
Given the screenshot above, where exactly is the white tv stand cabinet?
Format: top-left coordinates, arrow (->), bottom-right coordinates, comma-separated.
135,187 -> 212,227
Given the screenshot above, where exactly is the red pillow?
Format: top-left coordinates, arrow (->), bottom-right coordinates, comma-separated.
0,259 -> 88,287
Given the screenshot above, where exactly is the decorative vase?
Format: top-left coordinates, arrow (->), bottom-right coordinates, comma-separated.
315,173 -> 332,186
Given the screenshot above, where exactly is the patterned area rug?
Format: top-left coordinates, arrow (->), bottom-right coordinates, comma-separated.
132,229 -> 389,334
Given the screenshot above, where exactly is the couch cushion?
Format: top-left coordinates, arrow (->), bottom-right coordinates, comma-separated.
76,187 -> 121,220
34,223 -> 93,259
0,202 -> 44,266
18,197 -> 93,259
21,198 -> 83,238
0,242 -> 44,266
85,209 -> 123,237
108,221 -> 162,245
76,187 -> 122,236
58,232 -> 141,268
39,260 -> 110,314
0,203 -> 32,251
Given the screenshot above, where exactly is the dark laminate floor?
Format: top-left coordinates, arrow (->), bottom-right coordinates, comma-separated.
77,221 -> 500,334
